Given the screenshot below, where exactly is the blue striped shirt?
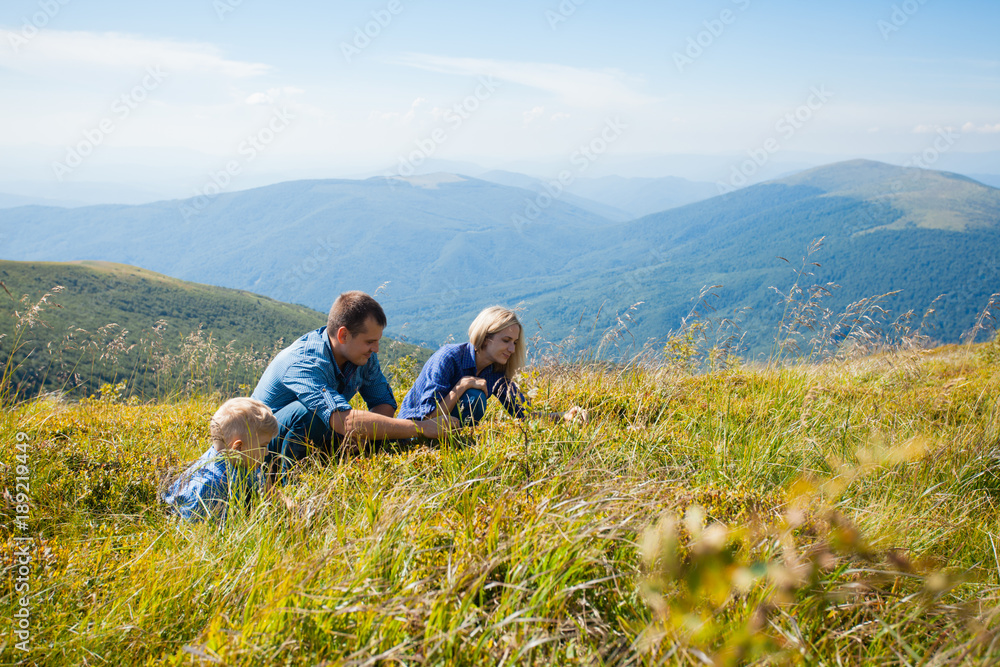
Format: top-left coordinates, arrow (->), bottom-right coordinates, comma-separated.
251,326 -> 397,427
398,342 -> 527,420
162,446 -> 260,522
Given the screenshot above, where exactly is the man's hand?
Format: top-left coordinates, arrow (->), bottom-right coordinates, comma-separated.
334,408 -> 459,441
413,414 -> 462,439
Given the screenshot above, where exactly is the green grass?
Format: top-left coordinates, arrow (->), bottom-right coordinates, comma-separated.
3,336 -> 1000,665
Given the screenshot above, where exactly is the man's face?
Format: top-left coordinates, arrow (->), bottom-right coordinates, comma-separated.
339,316 -> 383,366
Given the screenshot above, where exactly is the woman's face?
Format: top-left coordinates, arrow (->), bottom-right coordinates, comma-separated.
480,324 -> 519,368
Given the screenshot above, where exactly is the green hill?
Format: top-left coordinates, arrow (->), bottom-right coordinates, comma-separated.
0,260 -> 428,399
778,159 -> 1000,231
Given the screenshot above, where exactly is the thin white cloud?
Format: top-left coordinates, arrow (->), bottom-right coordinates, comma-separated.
0,29 -> 270,78
371,97 -> 427,125
245,86 -> 305,105
550,112 -> 571,122
962,121 -> 1000,134
523,106 -> 545,124
389,53 -> 654,107
914,122 -> 1000,135
912,124 -> 958,134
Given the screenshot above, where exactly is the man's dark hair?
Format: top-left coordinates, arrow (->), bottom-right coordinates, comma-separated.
327,291 -> 387,335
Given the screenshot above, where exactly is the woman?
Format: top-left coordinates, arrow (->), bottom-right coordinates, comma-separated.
398,306 -> 586,426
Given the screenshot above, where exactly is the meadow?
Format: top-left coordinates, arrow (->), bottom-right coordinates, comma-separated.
3,285 -> 1000,665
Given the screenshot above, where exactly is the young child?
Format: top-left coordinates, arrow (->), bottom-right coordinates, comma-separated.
163,397 -> 279,522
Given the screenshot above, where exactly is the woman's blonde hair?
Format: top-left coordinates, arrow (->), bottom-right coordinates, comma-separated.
468,306 -> 526,379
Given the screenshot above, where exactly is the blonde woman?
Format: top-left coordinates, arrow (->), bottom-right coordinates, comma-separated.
398,306 -> 586,425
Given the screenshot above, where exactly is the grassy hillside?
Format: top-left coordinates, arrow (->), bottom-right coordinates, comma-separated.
2,332 -> 999,664
779,159 -> 1000,231
0,260 -> 428,400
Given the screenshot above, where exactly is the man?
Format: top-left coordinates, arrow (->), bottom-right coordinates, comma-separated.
252,291 -> 457,475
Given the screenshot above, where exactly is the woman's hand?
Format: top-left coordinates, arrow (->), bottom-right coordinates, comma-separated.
426,378 -> 489,421
457,376 -> 488,394
530,405 -> 589,424
562,406 -> 589,424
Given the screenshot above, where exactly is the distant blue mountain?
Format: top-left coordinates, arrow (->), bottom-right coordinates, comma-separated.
2,161 -> 998,354
0,173 -> 615,344
970,173 -> 1000,189
478,170 -> 720,220
565,174 -> 721,218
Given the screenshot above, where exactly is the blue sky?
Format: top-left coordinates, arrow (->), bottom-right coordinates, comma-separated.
1,0 -> 998,190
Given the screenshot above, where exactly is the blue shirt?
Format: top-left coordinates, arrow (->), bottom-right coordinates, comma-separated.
398,342 -> 527,420
251,326 -> 397,426
162,446 -> 259,522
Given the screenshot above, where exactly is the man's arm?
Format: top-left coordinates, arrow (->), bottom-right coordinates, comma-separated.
357,352 -> 398,415
330,408 -> 458,440
370,403 -> 395,418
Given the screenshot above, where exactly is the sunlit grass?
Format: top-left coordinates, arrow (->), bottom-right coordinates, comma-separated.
3,335 -> 1000,665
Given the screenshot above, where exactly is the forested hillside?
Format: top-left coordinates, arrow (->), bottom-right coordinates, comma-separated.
0,260 -> 428,399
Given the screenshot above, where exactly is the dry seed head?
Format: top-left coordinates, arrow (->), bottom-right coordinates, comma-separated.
684,504 -> 706,539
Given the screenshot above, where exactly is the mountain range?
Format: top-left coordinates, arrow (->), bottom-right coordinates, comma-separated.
1,159 -> 997,355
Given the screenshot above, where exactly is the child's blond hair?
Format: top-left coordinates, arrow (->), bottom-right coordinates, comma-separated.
209,397 -> 278,450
